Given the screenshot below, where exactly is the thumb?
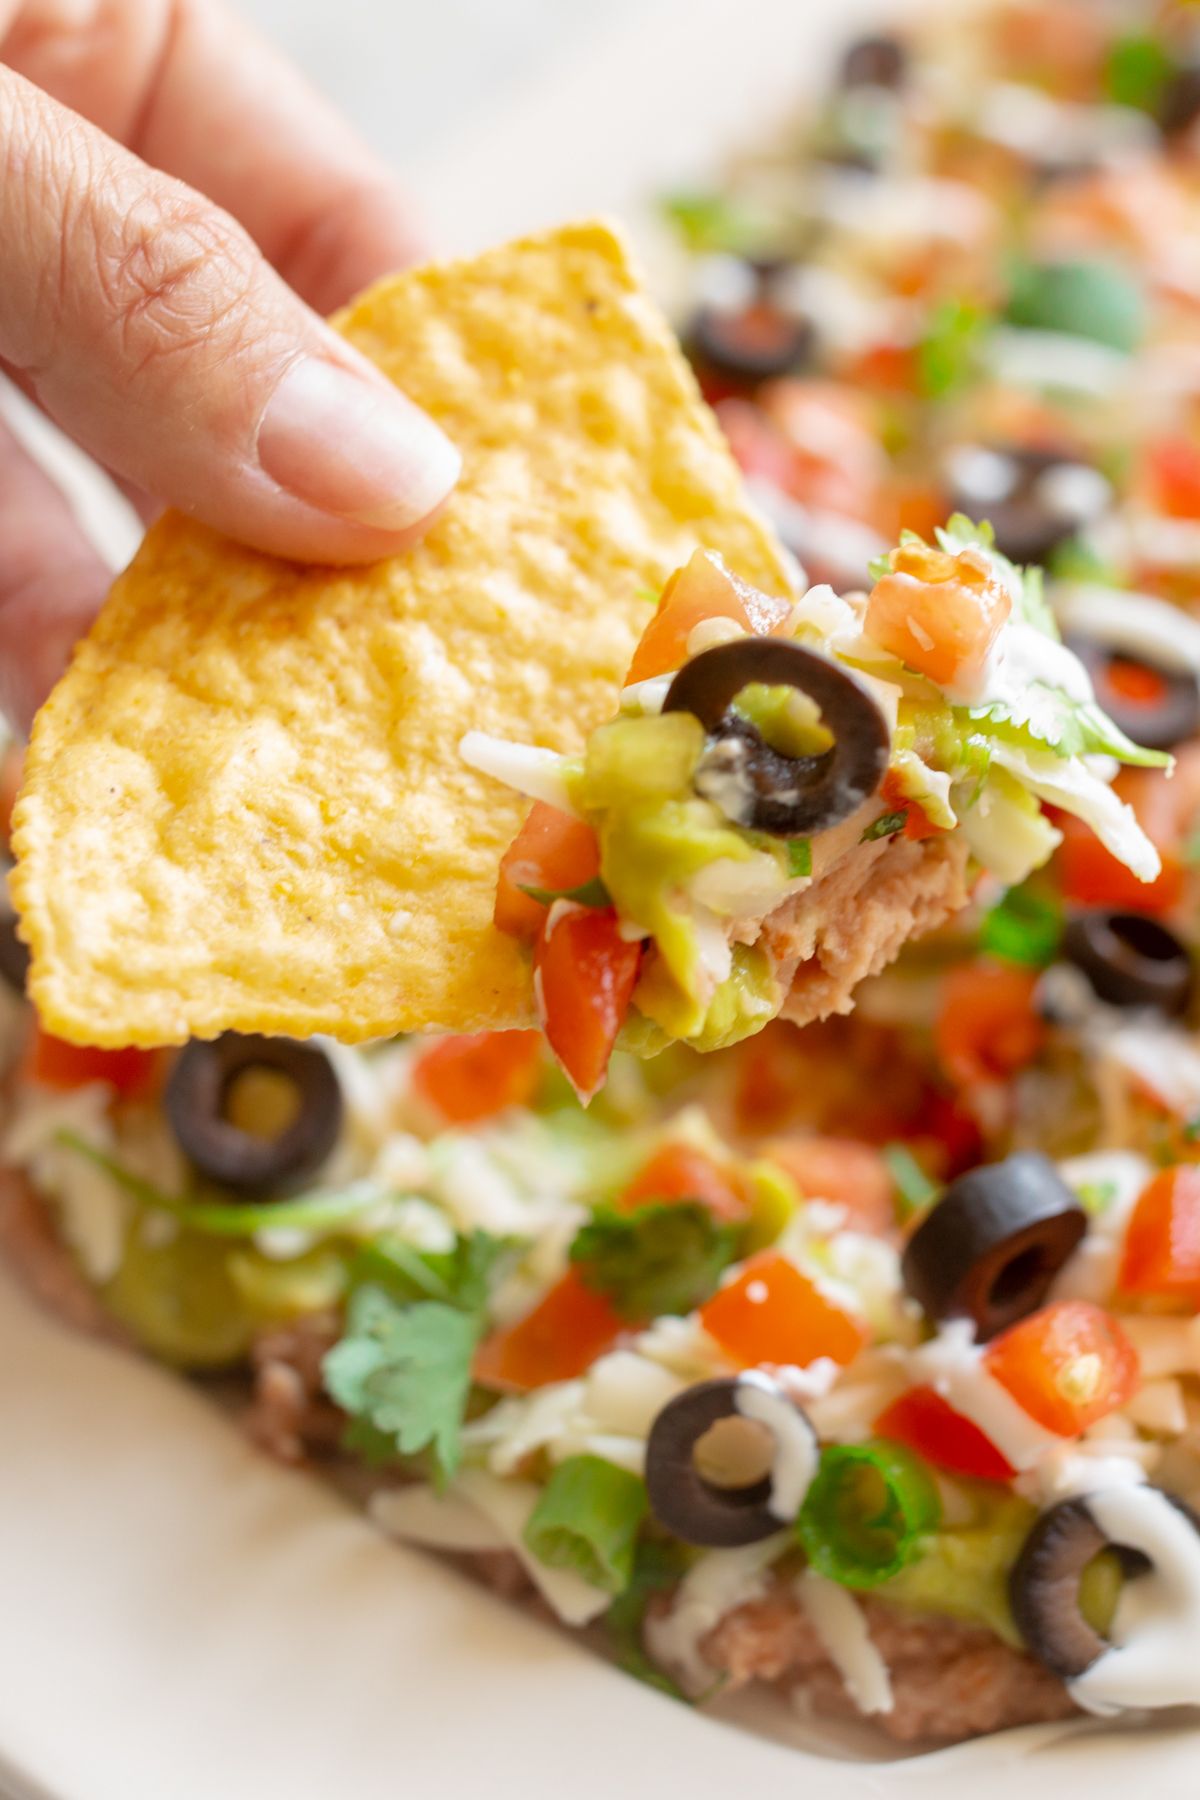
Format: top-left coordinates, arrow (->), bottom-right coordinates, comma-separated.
0,68 -> 459,564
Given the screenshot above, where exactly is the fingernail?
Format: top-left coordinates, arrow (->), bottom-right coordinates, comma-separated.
257,357 -> 460,530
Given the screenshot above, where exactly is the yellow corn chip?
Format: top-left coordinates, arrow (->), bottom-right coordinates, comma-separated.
12,221 -> 791,1048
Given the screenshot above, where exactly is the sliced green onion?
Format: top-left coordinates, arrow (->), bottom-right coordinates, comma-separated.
882,1143 -> 939,1220
978,882 -> 1061,968
786,838 -> 813,878
523,1455 -> 648,1596
56,1131 -> 387,1237
517,875 -> 612,908
796,1440 -> 941,1588
861,810 -> 908,843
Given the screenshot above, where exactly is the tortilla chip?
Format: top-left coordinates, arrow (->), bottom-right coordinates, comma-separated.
12,220 -> 790,1048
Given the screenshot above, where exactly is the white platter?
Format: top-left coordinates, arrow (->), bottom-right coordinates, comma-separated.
4,1 -> 1200,1794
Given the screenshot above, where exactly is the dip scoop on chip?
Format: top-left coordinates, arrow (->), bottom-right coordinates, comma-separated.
9,222 -> 1165,1097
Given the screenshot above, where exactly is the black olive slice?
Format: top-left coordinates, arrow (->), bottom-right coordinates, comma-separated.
900,1152 -> 1087,1340
839,33 -> 907,90
663,638 -> 891,837
1061,911 -> 1193,1017
687,302 -> 814,387
1063,633 -> 1200,752
1011,1492 -> 1200,1680
645,1375 -> 817,1547
945,445 -> 1109,568
165,1033 -> 343,1197
1159,65 -> 1200,138
0,911 -> 29,994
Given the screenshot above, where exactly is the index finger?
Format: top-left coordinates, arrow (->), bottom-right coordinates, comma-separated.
0,0 -> 424,313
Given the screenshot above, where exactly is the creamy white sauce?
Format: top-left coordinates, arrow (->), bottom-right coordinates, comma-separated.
1053,584 -> 1200,677
1052,1150 -> 1152,1306
643,1535 -> 790,1693
796,1569 -> 893,1715
988,327 -> 1130,398
1070,1487 -> 1200,1716
948,615 -> 1094,711
735,1371 -> 819,1522
909,1321 -> 1063,1470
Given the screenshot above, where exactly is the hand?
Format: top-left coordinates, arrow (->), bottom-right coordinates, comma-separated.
0,0 -> 461,729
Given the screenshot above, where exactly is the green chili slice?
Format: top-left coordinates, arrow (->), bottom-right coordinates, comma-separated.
796,1439 -> 941,1588
523,1455 -> 648,1596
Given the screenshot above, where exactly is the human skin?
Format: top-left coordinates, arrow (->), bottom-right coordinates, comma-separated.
0,0 -> 462,728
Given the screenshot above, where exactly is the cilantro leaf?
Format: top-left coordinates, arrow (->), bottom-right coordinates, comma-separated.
322,1284 -> 480,1487
968,688 -> 1171,768
978,882 -> 1062,968
353,1229 -> 509,1313
523,1455 -> 648,1595
569,1201 -> 737,1322
917,299 -> 990,399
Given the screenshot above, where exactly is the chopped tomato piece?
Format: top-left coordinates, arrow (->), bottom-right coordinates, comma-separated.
699,1250 -> 867,1368
875,1385 -> 1015,1483
473,1269 -> 626,1393
1146,437 -> 1200,521
985,1301 -> 1140,1438
716,398 -> 799,493
1055,808 -> 1183,915
935,960 -> 1045,1090
617,1142 -> 749,1224
20,1025 -> 162,1100
411,1031 -> 542,1125
763,1137 -> 895,1235
1118,1165 -> 1200,1305
865,541 -> 1011,689
625,549 -> 791,685
879,769 -> 943,842
494,802 -> 601,941
534,904 -> 641,1103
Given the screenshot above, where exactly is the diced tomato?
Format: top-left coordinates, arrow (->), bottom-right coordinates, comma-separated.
534,904 -> 641,1103
881,478 -> 949,545
20,1025 -> 162,1100
1118,1165 -> 1200,1305
865,541 -> 1011,689
875,1385 -> 1015,1483
473,1268 -> 627,1393
935,960 -> 1045,1090
879,768 -> 943,842
716,398 -> 799,493
984,1300 -> 1140,1438
842,340 -> 918,397
763,1137 -> 895,1236
0,742 -> 24,849
411,1030 -> 542,1125
617,1142 -> 749,1224
699,1250 -> 867,1368
1054,806 -> 1184,916
494,802 -> 601,941
759,379 -> 887,519
625,549 -> 791,686
1145,438 -> 1200,521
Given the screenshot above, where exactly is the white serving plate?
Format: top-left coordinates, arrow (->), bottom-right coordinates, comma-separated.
4,1 -> 1200,1793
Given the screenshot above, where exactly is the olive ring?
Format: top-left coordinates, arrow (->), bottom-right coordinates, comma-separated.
645,1374 -> 818,1547
165,1033 -> 343,1198
900,1152 -> 1088,1341
663,638 -> 891,837
1011,1491 -> 1200,1680
1062,910 -> 1194,1017
1064,633 -> 1200,754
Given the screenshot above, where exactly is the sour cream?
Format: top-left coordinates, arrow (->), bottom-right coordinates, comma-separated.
1070,1487 -> 1200,1716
